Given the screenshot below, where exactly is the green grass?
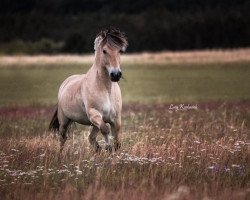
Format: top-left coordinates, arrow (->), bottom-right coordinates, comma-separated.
0,62 -> 250,106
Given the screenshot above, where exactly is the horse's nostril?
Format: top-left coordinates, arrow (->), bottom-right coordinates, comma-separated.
118,71 -> 122,77
110,71 -> 122,82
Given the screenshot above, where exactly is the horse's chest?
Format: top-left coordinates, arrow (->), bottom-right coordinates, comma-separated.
102,99 -> 116,122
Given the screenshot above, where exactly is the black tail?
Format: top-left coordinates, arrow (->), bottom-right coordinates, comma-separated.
49,107 -> 59,132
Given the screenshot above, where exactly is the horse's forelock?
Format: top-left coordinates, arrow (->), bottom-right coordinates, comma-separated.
94,28 -> 128,51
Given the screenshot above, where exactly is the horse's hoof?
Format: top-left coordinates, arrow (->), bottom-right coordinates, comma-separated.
105,145 -> 112,153
114,142 -> 121,151
95,145 -> 102,153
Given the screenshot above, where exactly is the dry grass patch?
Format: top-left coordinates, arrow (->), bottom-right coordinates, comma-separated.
1,48 -> 250,68
0,103 -> 249,199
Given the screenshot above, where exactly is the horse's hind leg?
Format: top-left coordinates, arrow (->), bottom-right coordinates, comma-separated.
59,123 -> 70,152
58,108 -> 71,152
89,126 -> 101,152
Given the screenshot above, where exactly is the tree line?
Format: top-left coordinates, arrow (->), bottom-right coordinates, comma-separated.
0,0 -> 249,54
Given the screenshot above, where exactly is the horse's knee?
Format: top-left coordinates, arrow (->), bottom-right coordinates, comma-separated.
100,123 -> 109,135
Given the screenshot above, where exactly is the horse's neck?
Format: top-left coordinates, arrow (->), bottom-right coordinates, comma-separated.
89,62 -> 112,93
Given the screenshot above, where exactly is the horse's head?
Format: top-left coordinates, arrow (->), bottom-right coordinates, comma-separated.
94,28 -> 128,82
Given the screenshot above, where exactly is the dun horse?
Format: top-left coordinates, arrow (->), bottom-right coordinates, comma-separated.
49,28 -> 128,152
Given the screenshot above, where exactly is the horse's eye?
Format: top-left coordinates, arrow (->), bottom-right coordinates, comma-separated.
103,50 -> 107,54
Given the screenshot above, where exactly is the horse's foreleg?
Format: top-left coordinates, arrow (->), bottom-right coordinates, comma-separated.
111,116 -> 122,151
88,108 -> 112,153
89,126 -> 101,152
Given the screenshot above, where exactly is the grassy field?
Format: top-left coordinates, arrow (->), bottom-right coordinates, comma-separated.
0,62 -> 250,106
0,50 -> 249,199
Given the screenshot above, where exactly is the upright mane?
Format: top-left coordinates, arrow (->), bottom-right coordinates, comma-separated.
94,27 -> 128,52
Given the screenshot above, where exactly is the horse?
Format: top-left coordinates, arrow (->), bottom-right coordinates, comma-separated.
49,27 -> 128,153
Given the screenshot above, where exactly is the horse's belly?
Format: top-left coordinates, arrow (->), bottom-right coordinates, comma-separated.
70,112 -> 91,125
63,103 -> 91,125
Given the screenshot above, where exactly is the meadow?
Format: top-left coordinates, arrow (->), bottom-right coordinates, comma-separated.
0,50 -> 249,199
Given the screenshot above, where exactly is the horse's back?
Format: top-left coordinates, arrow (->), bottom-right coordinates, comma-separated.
59,74 -> 83,96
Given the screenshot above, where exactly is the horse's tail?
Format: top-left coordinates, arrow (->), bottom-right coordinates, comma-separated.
49,106 -> 59,132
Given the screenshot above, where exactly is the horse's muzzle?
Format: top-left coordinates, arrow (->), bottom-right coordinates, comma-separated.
110,71 -> 122,82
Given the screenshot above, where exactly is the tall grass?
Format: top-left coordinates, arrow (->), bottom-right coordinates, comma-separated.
0,103 -> 249,199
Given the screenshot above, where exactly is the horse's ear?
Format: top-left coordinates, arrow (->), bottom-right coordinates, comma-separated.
101,30 -> 107,38
94,29 -> 109,50
121,46 -> 127,52
94,36 -> 103,51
